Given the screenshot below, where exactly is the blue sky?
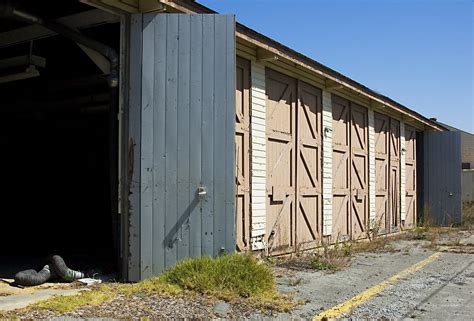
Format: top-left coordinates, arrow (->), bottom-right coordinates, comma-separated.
200,0 -> 473,133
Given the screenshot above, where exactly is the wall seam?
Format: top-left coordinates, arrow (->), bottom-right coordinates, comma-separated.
250,61 -> 266,249
400,121 -> 406,221
368,109 -> 376,224
322,90 -> 333,236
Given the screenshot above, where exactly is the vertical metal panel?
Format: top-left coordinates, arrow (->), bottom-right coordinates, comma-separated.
140,13 -> 155,279
200,15 -> 215,256
164,15 -> 179,269
189,14 -> 203,258
151,11 -> 167,275
131,13 -> 236,278
127,14 -> 143,281
225,17 -> 237,252
462,170 -> 474,203
177,15 -> 191,261
424,131 -> 461,225
213,15 -> 227,254
235,57 -> 251,251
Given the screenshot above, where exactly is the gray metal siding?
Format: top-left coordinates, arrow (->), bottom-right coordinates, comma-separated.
462,170 -> 474,204
129,13 -> 236,279
126,14 -> 143,282
424,131 -> 462,225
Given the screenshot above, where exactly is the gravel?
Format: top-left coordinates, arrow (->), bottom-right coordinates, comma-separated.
1,293 -> 265,320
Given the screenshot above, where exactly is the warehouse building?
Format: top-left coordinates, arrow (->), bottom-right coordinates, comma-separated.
0,0 -> 452,281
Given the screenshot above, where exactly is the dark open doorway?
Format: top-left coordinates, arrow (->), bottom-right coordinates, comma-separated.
0,1 -> 121,280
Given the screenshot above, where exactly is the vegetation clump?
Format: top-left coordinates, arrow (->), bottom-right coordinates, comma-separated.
23,253 -> 295,314
160,254 -> 274,298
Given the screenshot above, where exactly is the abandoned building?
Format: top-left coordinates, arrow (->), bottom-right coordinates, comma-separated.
0,0 -> 461,282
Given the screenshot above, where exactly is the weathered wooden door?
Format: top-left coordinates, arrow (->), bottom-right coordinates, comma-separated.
350,104 -> 369,238
404,125 -> 417,228
296,82 -> 323,248
235,57 -> 251,250
266,69 -> 323,253
374,112 -> 390,233
332,95 -> 369,239
389,119 -> 401,231
266,69 -> 297,253
332,96 -> 351,238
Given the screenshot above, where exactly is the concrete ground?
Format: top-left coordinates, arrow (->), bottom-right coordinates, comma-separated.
275,230 -> 474,320
0,284 -> 83,312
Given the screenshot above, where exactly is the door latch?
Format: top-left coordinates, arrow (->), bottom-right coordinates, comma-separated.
198,186 -> 207,200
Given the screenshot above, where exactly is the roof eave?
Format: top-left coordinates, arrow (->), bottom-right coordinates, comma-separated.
153,0 -> 448,131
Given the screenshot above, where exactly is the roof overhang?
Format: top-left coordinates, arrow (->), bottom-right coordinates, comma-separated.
80,0 -> 447,131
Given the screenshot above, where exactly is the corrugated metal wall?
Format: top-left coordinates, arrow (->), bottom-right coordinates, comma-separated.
128,13 -> 236,280
424,131 -> 462,225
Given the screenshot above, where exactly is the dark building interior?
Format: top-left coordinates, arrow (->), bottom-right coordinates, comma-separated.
0,0 -> 120,278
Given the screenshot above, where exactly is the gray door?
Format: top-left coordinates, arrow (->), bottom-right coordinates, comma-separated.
424,131 -> 461,226
127,13 -> 236,280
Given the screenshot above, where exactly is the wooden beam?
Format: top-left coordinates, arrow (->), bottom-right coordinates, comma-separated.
139,0 -> 166,12
325,79 -> 343,90
370,100 -> 385,110
81,0 -> 139,13
0,55 -> 46,69
0,9 -> 119,48
77,43 -> 111,74
257,48 -> 279,62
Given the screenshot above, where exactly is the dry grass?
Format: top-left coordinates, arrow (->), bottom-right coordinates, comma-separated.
276,227 -> 455,273
277,240 -> 352,272
32,286 -> 114,313
351,237 -> 398,254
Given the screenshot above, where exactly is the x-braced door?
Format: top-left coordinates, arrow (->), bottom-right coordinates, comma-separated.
266,69 -> 297,253
332,95 -> 369,239
296,81 -> 323,249
404,125 -> 417,228
350,104 -> 369,239
390,119 -> 401,231
235,57 -> 251,250
332,96 -> 351,238
266,69 -> 323,253
374,112 -> 390,233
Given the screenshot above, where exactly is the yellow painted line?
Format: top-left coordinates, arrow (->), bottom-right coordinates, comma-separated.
313,252 -> 442,320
